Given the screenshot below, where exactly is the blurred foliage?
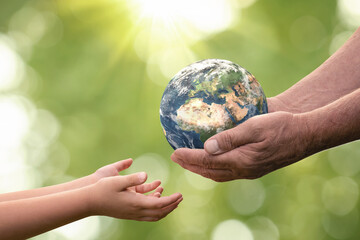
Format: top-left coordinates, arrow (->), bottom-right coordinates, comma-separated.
0,0 -> 360,239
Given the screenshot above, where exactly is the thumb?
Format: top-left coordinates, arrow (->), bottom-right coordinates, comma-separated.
204,121 -> 255,155
119,172 -> 147,189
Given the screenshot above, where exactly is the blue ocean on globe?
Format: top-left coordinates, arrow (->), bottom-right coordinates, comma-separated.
160,59 -> 268,150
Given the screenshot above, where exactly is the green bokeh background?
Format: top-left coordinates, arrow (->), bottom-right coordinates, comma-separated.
1,0 -> 360,239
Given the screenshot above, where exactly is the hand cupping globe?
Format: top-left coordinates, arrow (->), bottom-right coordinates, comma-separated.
160,59 -> 268,150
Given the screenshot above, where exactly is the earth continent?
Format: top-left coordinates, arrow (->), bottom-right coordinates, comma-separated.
160,59 -> 268,149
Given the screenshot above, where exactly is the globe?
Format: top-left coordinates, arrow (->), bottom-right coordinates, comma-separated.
160,59 -> 268,150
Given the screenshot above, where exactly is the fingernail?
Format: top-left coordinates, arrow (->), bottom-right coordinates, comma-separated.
205,139 -> 220,154
138,172 -> 147,182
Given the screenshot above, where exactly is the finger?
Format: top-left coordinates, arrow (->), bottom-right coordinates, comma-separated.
140,197 -> 183,221
154,186 -> 164,195
135,180 -> 161,193
151,192 -> 161,198
149,187 -> 163,198
138,192 -> 182,209
171,148 -> 233,169
118,172 -> 147,190
112,158 -> 133,172
204,119 -> 257,155
180,163 -> 233,182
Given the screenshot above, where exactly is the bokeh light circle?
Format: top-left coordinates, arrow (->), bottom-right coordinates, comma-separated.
228,179 -> 266,215
175,172 -> 215,209
0,153 -> 42,192
337,0 -> 360,28
328,141 -> 360,176
26,109 -> 61,148
184,170 -> 217,191
212,219 -> 253,240
329,31 -> 353,55
0,35 -> 24,91
322,210 -> 359,239
9,7 -> 47,45
289,16 -> 327,52
291,205 -> 326,239
247,216 -> 279,240
0,95 -> 33,148
129,153 -> 170,185
322,176 -> 359,216
296,175 -> 325,204
53,216 -> 101,240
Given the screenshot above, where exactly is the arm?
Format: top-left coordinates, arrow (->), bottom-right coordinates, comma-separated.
171,88 -> 360,181
0,186 -> 90,239
302,87 -> 360,152
0,159 -> 133,202
0,172 -> 183,239
269,27 -> 360,113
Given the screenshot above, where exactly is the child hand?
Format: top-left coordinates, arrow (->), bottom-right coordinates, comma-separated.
88,172 -> 182,221
128,179 -> 164,198
92,158 -> 134,180
92,159 -> 163,197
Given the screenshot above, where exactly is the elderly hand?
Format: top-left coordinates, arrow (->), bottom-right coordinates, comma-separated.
171,111 -> 311,181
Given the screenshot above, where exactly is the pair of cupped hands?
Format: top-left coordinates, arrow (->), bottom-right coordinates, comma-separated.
94,97 -> 304,222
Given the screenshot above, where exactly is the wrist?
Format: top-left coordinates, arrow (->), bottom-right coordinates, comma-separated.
87,173 -> 101,185
267,96 -> 298,113
82,184 -> 99,217
294,112 -> 319,157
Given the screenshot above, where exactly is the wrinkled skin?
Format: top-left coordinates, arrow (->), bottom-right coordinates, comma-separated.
171,98 -> 311,181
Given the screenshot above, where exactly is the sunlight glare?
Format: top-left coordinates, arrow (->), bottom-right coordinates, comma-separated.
53,216 -> 101,240
131,0 -> 235,35
0,96 -> 32,148
129,0 -> 239,85
338,0 -> 360,28
0,36 -> 24,91
134,0 -> 173,20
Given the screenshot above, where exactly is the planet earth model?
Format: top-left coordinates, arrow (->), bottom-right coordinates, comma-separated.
160,59 -> 268,150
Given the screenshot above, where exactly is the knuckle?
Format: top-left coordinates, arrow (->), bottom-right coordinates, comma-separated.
200,153 -> 210,168
247,121 -> 262,140
219,131 -> 236,150
256,140 -> 269,151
